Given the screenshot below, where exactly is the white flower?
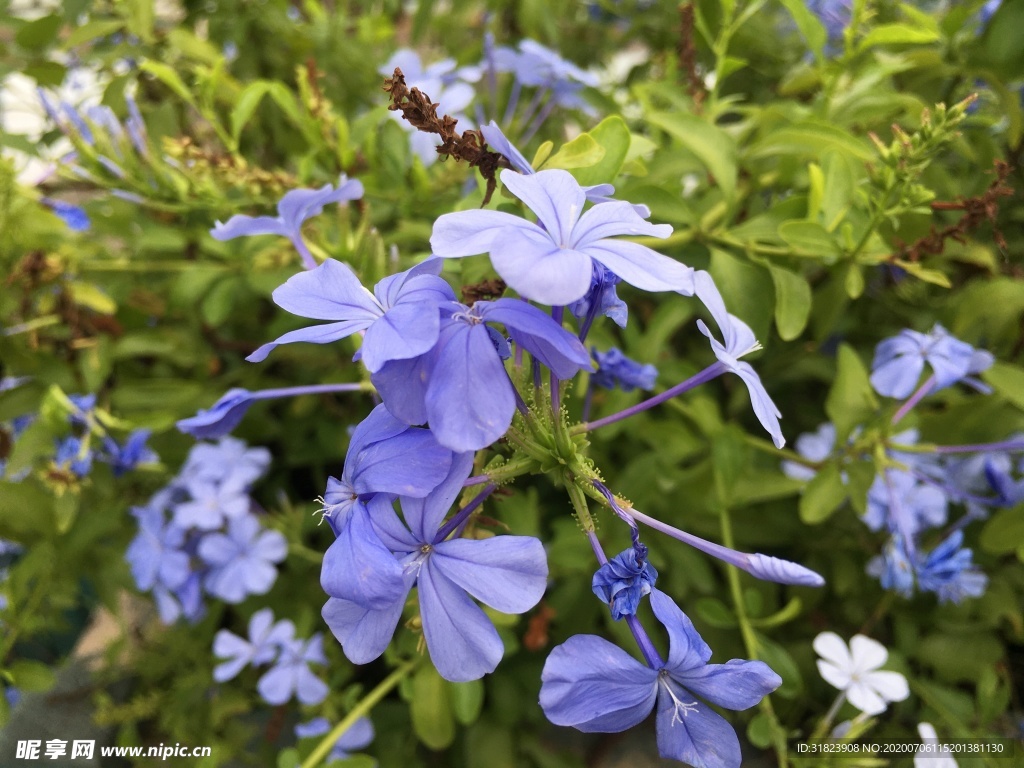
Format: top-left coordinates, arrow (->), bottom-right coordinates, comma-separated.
813,632 -> 910,715
914,722 -> 957,768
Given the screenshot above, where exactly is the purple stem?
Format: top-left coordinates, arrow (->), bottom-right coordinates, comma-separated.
892,375 -> 936,425
581,362 -> 726,432
932,438 -> 1024,455
250,383 -> 367,400
507,372 -> 530,416
908,467 -> 1001,508
520,97 -> 558,145
463,474 -> 490,487
291,236 -> 318,270
502,79 -> 522,127
515,86 -> 548,135
550,306 -> 564,414
434,484 -> 497,543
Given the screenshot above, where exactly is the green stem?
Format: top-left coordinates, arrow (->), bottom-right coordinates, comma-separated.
0,578 -> 48,666
718,504 -> 789,768
300,659 -> 418,768
565,480 -> 597,533
742,434 -> 810,464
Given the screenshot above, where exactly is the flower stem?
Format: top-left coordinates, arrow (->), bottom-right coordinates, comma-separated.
891,376 -> 935,425
573,362 -> 725,434
810,692 -> 848,742
299,659 -> 418,768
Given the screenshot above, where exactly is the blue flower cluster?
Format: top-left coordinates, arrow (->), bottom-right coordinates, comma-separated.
784,325 -> 1015,604
212,608 -> 328,706
126,437 -> 285,623
295,716 -> 374,763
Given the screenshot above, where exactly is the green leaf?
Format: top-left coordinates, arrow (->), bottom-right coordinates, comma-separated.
231,81 -> 273,142
451,679 -> 485,726
68,283 -> 116,315
777,221 -> 841,262
748,120 -> 873,162
708,249 -> 774,342
799,463 -> 847,524
982,363 -> 1024,412
15,15 -> 62,50
747,713 -> 774,750
825,344 -> 878,441
755,634 -> 803,698
898,262 -> 951,288
570,116 -> 631,187
66,19 -> 125,47
8,660 -> 55,692
749,597 -> 804,629
0,481 -> 55,537
166,28 -> 223,65
844,262 -> 865,298
712,427 -> 748,506
648,112 -> 738,203
767,265 -> 812,340
411,665 -> 455,750
531,141 -> 553,169
544,133 -> 604,171
980,506 -> 1024,556
140,61 -> 196,107
123,0 -> 155,42
778,0 -> 827,60
858,24 -> 940,51
694,597 -> 737,628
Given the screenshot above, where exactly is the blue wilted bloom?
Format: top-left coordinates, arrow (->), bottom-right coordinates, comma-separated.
782,422 -> 836,481
863,470 -> 947,537
431,169 -> 694,306
257,634 -> 329,706
321,404 -> 453,537
870,324 -> 992,399
177,389 -> 254,439
370,298 -> 591,451
100,429 -> 157,477
42,199 -> 90,231
198,513 -> 288,603
54,435 -> 93,477
322,453 -> 548,681
295,716 -> 375,762
246,258 -> 455,366
916,531 -> 987,604
212,608 -> 295,682
592,548 -> 659,620
540,589 -> 781,768
211,176 -> 364,269
592,348 -> 657,392
694,271 -> 785,449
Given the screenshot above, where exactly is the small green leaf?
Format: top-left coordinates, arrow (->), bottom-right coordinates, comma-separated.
66,19 -> 125,47
140,61 -> 196,107
231,81 -> 272,141
777,221 -> 841,262
451,679 -> 484,726
15,15 -> 62,50
980,506 -> 1024,556
898,262 -> 952,288
544,133 -> 604,171
69,283 -> 116,315
571,116 -> 631,186
844,262 -> 865,298
858,24 -> 940,51
778,0 -> 827,60
767,265 -> 812,341
747,713 -> 774,749
9,660 -> 56,692
748,120 -> 872,162
799,463 -> 847,524
648,112 -> 738,203
694,597 -> 737,628
530,141 -> 553,169
984,363 -> 1024,411
749,597 -> 804,629
825,344 -> 878,441
411,665 -> 455,750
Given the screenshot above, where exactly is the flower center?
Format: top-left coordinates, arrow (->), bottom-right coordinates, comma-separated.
658,672 -> 699,726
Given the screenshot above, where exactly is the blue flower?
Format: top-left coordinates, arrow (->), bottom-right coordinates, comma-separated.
694,271 -> 785,448
321,453 -> 548,681
125,504 -> 191,595
370,298 -> 591,451
984,455 -> 1024,506
863,470 -> 947,538
493,39 -> 598,111
916,531 -> 987,604
172,480 -> 252,531
591,348 -> 657,392
198,513 -> 288,603
295,717 -> 375,762
179,437 -> 270,493
5,687 -> 21,708
431,169 -> 693,306
868,535 -> 915,597
54,435 -> 93,477
540,589 -> 781,768
806,0 -> 852,42
320,403 -> 455,536
212,608 -> 295,682
781,422 -> 836,481
246,258 -> 455,366
176,389 -> 254,439
569,262 -> 628,332
211,176 -> 364,269
592,548 -> 659,620
257,634 -> 329,706
100,429 -> 157,477
42,199 -> 90,231
869,324 -> 989,399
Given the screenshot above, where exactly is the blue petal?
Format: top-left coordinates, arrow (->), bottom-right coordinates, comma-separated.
481,121 -> 534,174
671,659 -> 781,710
745,554 -> 824,587
321,591 -> 409,665
373,260 -> 445,308
347,403 -> 409,456
400,451 -> 475,543
734,363 -> 785,449
361,302 -> 442,372
480,299 -> 593,378
418,560 -> 504,681
432,536 -> 548,613
431,209 -> 536,257
371,355 -> 431,426
539,634 -> 658,732
650,590 -> 713,672
364,494 -> 421,553
177,388 -> 253,439
584,239 -> 694,295
211,214 -> 286,240
350,426 -> 453,499
425,322 -> 515,452
655,680 -> 742,768
571,200 -> 672,246
272,259 -> 382,322
256,664 -> 294,705
320,502 -> 408,609
500,168 -> 585,245
489,226 -> 594,306
246,319 -> 373,363
336,717 -> 375,751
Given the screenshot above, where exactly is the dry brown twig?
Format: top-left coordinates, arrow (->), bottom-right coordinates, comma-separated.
679,3 -> 706,113
382,68 -> 511,205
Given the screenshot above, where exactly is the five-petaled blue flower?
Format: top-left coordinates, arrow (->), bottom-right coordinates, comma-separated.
212,607 -> 295,682
869,324 -> 992,399
198,513 -> 288,603
321,453 -> 548,682
540,589 -> 781,768
257,634 -> 329,705
430,169 -> 694,306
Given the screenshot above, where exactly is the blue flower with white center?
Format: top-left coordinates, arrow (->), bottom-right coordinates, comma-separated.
211,176 -> 364,270
693,271 -> 785,449
540,589 -> 781,768
257,634 -> 329,706
781,422 -> 836,481
172,479 -> 252,531
321,453 -> 548,681
246,258 -> 455,367
320,403 -> 454,537
916,531 -> 987,604
591,348 -> 657,392
370,297 -> 591,451
592,547 -> 659,620
869,324 -> 989,399
198,513 -> 288,603
212,608 -> 295,682
100,429 -> 157,477
430,169 -> 694,306
295,716 -> 375,762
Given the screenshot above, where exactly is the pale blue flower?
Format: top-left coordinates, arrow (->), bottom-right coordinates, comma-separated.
591,348 -> 657,392
257,634 -> 329,705
782,422 -> 836,481
198,513 -> 288,603
295,716 -> 375,763
212,608 -> 295,682
870,325 -> 988,399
